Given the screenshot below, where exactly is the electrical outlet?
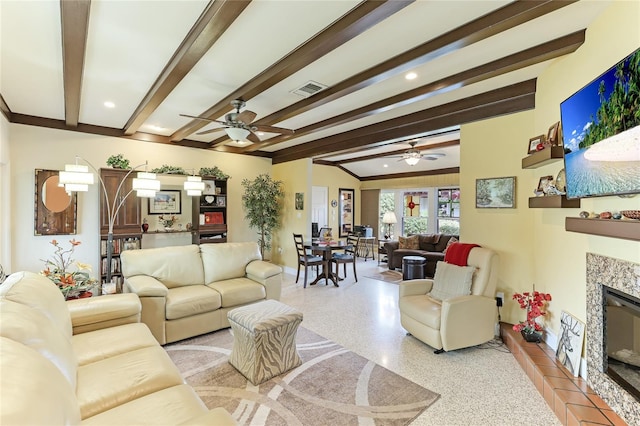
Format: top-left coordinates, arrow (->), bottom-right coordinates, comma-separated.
496,292 -> 504,307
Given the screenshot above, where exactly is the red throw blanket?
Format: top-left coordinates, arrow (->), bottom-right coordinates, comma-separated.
444,242 -> 480,266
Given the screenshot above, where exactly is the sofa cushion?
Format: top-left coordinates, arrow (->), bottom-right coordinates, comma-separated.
121,245 -> 204,288
428,261 -> 475,301
201,242 -> 262,283
398,235 -> 419,249
443,236 -> 459,254
165,286 -> 222,320
207,278 -> 266,308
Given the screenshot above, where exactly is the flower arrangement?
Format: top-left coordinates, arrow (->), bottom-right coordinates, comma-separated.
512,286 -> 552,334
159,215 -> 178,229
41,239 -> 97,299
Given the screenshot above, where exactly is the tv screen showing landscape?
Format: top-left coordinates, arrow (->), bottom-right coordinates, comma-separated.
561,47 -> 640,199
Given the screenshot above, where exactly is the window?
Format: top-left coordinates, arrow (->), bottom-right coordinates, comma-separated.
437,188 -> 460,235
379,192 -> 395,237
402,192 -> 428,235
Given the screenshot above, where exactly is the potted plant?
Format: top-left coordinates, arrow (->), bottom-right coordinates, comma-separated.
150,164 -> 186,175
199,166 -> 230,180
512,285 -> 552,343
241,174 -> 284,259
106,154 -> 130,169
40,239 -> 98,299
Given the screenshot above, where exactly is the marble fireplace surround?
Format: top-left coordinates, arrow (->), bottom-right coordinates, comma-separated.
586,252 -> 640,424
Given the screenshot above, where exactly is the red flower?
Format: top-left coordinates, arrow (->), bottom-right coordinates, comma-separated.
512,285 -> 551,334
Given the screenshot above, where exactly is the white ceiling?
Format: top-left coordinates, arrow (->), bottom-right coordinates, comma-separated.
0,0 -> 610,178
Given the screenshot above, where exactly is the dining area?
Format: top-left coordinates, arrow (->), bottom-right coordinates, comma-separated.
293,232 -> 360,288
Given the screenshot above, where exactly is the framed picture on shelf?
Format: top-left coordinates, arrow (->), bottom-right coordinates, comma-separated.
528,134 -> 546,154
216,196 -> 226,207
476,177 -> 516,208
203,180 -> 216,195
547,122 -> 561,146
338,188 -> 354,237
555,311 -> 585,377
536,175 -> 554,193
149,190 -> 181,214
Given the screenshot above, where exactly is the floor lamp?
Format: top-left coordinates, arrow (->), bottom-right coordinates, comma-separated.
382,211 -> 397,240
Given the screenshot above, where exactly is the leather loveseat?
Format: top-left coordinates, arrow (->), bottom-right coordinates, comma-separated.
121,242 -> 282,344
384,234 -> 458,277
0,271 -> 236,425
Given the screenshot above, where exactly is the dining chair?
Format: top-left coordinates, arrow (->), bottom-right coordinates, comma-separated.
293,233 -> 324,288
330,234 -> 360,282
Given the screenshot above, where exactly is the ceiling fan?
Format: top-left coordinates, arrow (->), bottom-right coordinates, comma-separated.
180,99 -> 294,144
393,141 -> 446,165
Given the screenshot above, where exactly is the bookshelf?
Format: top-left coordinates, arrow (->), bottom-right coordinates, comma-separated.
192,178 -> 228,244
99,234 -> 141,292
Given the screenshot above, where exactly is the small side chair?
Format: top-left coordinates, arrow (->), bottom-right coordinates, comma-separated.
330,234 -> 360,282
293,233 -> 324,288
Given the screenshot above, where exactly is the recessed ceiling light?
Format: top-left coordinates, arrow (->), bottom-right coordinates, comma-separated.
103,101 -> 115,108
149,124 -> 166,132
383,164 -> 388,168
405,72 -> 417,80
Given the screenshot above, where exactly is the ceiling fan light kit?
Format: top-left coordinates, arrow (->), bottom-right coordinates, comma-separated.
225,127 -> 250,142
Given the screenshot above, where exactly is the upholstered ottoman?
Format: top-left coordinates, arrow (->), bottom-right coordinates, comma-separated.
228,299 -> 303,385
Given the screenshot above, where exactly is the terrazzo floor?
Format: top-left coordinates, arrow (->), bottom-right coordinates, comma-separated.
279,258 -> 561,425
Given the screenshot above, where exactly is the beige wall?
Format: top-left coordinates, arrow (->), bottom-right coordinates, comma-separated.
0,115 -> 10,271
7,123 -> 272,274
462,1 -> 640,336
312,163 -> 361,234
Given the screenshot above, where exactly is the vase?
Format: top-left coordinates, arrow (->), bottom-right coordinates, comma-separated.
521,330 -> 542,343
142,222 -> 149,233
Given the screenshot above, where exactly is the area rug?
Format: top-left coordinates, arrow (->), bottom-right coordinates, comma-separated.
165,327 -> 439,425
364,270 -> 404,284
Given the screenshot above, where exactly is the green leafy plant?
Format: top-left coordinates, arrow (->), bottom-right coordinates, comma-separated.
40,239 -> 97,299
241,174 -> 284,258
106,154 -> 130,169
150,164 -> 186,175
199,166 -> 230,180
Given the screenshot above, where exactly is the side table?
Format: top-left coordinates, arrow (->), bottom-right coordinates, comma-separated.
378,239 -> 392,266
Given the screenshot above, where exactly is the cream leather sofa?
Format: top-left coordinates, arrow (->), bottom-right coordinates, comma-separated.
398,247 -> 499,353
121,242 -> 282,344
0,271 -> 236,425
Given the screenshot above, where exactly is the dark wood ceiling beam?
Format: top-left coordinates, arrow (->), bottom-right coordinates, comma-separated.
243,30 -> 584,152
272,80 -> 536,163
231,0 -> 575,148
334,140 -> 461,165
60,0 -> 91,127
0,94 -> 11,121
359,167 -> 460,181
123,0 -> 251,135
170,0 -> 414,142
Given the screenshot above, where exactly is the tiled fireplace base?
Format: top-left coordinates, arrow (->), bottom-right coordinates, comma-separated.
500,323 -> 627,426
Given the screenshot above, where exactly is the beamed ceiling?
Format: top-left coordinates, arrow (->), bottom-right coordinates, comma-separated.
0,0 -> 609,179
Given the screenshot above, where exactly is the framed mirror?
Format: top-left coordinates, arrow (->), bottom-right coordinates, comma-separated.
34,169 -> 77,235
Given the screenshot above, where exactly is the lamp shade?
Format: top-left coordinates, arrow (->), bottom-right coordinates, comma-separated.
225,127 -> 250,142
133,171 -> 160,197
59,164 -> 94,186
184,176 -> 205,196
382,211 -> 397,224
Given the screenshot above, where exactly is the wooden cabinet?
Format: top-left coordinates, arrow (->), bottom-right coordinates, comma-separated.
99,168 -> 141,234
192,178 -> 228,244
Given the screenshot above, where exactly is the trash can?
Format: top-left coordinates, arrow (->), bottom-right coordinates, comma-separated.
402,256 -> 426,280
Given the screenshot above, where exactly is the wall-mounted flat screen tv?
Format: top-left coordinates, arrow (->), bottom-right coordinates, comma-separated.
560,47 -> 640,199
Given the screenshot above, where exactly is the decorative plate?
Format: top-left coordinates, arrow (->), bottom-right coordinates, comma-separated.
204,195 -> 215,204
331,199 -> 338,208
555,169 -> 566,193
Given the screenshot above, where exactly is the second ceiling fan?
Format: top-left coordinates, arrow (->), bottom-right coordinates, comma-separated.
393,141 -> 446,165
180,99 -> 294,143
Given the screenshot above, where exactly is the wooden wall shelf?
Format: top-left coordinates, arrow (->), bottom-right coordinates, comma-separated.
529,195 -> 580,208
565,217 -> 640,241
522,146 -> 565,169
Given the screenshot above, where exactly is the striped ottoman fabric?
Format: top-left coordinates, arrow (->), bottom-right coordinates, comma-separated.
228,300 -> 303,385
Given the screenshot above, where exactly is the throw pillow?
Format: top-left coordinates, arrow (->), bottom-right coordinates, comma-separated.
442,236 -> 459,254
428,261 -> 475,302
398,235 -> 419,250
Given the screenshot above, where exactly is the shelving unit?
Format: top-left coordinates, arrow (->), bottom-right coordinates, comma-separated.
192,178 -> 228,244
565,217 -> 640,241
528,195 -> 580,208
99,234 -> 141,291
521,146 -> 564,169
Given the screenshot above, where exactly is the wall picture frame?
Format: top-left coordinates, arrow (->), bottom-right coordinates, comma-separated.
536,175 -> 554,193
338,188 -> 354,237
148,190 -> 182,214
475,177 -> 516,208
528,134 -> 546,154
547,121 -> 561,146
295,192 -> 304,210
556,310 -> 585,377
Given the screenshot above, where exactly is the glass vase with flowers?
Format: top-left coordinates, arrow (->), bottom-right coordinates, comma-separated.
40,239 -> 97,300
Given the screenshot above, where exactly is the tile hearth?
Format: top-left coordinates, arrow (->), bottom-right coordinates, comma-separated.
501,323 -> 627,426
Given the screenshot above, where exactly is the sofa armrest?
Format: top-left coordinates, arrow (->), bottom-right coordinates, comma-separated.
398,279 -> 433,298
246,261 -> 283,301
124,275 -> 168,297
67,293 -> 141,334
440,295 -> 496,350
179,407 -> 237,426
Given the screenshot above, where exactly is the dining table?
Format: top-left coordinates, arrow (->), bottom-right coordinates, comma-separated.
303,240 -> 349,287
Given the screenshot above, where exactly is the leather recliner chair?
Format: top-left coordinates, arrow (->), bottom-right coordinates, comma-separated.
398,246 -> 499,353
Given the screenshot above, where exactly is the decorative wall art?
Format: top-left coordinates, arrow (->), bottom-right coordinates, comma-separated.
149,190 -> 182,214
547,121 -> 561,146
34,169 -> 77,235
475,177 -> 516,208
338,188 -> 354,237
295,192 -> 304,210
556,310 -> 585,377
528,135 -> 547,154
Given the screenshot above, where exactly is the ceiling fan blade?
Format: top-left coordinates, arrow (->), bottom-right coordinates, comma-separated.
246,132 -> 261,144
179,114 -> 226,125
196,127 -> 227,135
252,124 -> 295,135
236,110 -> 257,125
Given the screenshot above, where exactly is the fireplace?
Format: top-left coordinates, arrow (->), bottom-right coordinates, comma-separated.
603,286 -> 640,402
586,253 -> 640,425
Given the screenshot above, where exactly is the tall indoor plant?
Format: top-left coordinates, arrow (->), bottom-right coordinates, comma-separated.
241,174 -> 284,258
